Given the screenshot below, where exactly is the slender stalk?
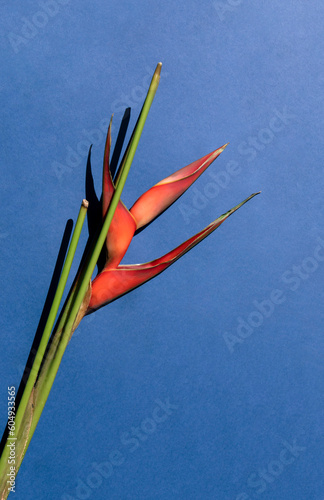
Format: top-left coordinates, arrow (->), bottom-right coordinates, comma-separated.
20,201 -> 88,426
7,62 -> 162,487
114,62 -> 162,186
0,200 -> 88,498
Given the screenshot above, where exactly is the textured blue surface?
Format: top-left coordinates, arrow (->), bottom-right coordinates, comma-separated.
0,1 -> 323,499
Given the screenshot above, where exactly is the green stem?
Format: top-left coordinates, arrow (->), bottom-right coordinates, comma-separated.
115,63 -> 162,185
20,200 -> 88,427
11,62 -> 162,479
0,200 -> 88,498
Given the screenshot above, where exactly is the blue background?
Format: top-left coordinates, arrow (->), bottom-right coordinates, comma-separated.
0,1 -> 323,499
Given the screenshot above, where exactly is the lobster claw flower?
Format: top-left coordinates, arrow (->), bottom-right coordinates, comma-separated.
87,121 -> 259,313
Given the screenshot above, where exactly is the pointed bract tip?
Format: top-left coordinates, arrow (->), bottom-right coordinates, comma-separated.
214,191 -> 259,224
82,199 -> 89,209
210,142 -> 229,159
155,62 -> 162,75
218,142 -> 229,153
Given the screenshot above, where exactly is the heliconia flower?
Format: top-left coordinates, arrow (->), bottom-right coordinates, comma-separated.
86,121 -> 259,313
0,61 -> 261,500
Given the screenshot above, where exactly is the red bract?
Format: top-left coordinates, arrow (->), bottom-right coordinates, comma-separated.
87,121 -> 258,313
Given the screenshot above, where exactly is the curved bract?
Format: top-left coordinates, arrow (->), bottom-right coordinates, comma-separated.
87,119 -> 259,312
